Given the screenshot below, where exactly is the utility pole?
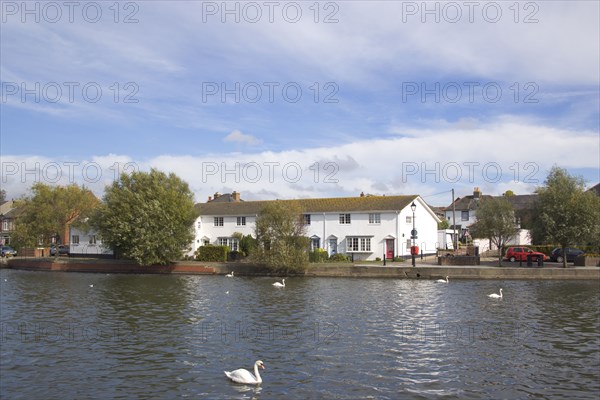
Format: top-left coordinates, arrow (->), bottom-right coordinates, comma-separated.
452,188 -> 457,251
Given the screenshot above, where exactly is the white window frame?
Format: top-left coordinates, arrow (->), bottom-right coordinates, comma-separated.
219,237 -> 239,251
237,216 -> 246,226
214,217 -> 224,227
346,236 -> 372,252
339,213 -> 351,224
369,213 -> 381,224
304,214 -> 311,225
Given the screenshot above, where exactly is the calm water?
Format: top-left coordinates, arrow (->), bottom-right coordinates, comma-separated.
1,269 -> 599,399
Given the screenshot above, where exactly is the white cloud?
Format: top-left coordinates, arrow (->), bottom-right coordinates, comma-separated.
223,130 -> 261,146
3,118 -> 597,206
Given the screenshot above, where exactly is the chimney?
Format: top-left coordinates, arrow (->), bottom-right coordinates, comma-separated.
214,192 -> 221,199
360,192 -> 365,197
473,187 -> 481,198
232,191 -> 241,202
208,196 -> 212,202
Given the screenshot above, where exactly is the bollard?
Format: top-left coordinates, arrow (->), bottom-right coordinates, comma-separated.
537,256 -> 543,267
526,254 -> 533,267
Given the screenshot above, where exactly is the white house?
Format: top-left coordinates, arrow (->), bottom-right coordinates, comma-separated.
69,226 -> 113,257
190,192 -> 441,261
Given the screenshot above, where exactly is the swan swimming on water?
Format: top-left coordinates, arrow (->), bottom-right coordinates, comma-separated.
488,288 -> 503,298
436,276 -> 449,283
225,271 -> 234,277
224,360 -> 266,384
273,279 -> 285,287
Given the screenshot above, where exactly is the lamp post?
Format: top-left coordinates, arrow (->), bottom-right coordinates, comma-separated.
411,201 -> 417,267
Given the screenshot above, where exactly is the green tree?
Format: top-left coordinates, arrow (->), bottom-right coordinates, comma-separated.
11,183 -> 99,249
252,201 -> 309,274
531,166 -> 600,267
470,196 -> 520,266
93,169 -> 197,266
437,219 -> 450,230
0,189 -> 6,203
232,232 -> 256,257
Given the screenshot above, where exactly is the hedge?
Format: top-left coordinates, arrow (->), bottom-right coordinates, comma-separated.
195,246 -> 229,262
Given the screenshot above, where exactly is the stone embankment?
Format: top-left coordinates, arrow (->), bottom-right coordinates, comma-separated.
3,257 -> 599,280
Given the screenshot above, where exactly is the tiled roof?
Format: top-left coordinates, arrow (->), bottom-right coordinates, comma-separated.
196,195 -> 418,216
444,194 -> 537,211
588,183 -> 600,196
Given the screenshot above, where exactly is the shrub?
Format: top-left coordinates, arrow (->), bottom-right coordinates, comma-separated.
195,245 -> 229,262
227,251 -> 243,261
309,248 -> 329,263
328,253 -> 349,262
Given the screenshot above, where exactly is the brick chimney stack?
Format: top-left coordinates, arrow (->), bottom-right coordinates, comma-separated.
473,187 -> 481,198
232,191 -> 241,202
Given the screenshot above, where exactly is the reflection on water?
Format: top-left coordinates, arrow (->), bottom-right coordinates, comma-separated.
1,269 -> 599,399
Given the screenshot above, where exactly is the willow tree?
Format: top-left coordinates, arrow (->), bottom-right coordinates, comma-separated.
470,196 -> 520,266
252,201 -> 309,274
531,167 -> 600,267
93,169 -> 197,266
11,183 -> 99,248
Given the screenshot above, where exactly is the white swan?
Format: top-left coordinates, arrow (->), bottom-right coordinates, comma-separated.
273,279 -> 285,287
224,360 -> 265,384
436,276 -> 449,283
488,288 -> 503,298
225,271 -> 234,277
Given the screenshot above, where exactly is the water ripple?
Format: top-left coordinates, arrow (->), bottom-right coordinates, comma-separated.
1,270 -> 598,399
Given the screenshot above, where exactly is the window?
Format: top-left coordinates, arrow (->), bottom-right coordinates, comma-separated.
461,211 -> 469,221
203,239 -> 210,246
304,214 -> 311,225
214,217 -> 224,226
347,237 -> 371,252
369,213 -> 380,224
219,237 -> 239,251
311,237 -> 320,251
348,237 -> 359,251
406,216 -> 412,224
406,239 -> 412,250
88,235 -> 97,245
339,214 -> 351,224
2,221 -> 8,231
72,235 -> 80,245
197,221 -> 201,229
360,237 -> 371,252
237,216 -> 246,226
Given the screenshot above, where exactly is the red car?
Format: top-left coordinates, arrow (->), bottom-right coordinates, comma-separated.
504,247 -> 548,262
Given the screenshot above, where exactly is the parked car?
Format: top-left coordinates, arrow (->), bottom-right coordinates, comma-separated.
550,247 -> 584,263
504,247 -> 548,262
50,245 -> 69,256
1,245 -> 17,257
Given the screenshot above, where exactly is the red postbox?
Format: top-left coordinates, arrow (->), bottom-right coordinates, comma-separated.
410,245 -> 419,255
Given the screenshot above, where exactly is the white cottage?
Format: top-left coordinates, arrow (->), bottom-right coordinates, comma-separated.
190,192 -> 441,261
69,226 -> 114,257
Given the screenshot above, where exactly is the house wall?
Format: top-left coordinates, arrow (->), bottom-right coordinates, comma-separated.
69,227 -> 113,256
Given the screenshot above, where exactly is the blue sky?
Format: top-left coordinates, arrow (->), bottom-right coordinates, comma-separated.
1,0 -> 599,206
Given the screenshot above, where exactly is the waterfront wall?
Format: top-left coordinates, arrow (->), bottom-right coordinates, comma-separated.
4,258 -> 600,280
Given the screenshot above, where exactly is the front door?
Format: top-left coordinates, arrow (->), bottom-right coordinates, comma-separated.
386,239 -> 394,259
329,238 -> 337,256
